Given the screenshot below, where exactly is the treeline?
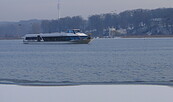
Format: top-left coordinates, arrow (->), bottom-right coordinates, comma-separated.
41,8 -> 173,37
1,8 -> 173,38
0,19 -> 41,39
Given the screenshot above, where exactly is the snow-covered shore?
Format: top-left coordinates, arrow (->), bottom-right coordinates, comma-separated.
0,84 -> 173,102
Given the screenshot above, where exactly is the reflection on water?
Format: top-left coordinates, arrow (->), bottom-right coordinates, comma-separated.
0,38 -> 173,86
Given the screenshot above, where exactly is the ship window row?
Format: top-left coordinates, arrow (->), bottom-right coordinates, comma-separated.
26,36 -> 88,41
25,37 -> 37,40
43,36 -> 70,41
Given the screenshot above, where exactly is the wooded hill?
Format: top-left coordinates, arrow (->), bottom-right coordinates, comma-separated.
1,8 -> 173,38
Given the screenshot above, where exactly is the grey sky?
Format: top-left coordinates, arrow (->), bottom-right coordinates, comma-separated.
0,0 -> 173,21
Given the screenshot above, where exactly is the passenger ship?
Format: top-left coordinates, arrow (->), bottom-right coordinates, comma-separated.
23,29 -> 92,44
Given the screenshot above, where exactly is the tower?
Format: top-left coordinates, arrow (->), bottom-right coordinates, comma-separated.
57,0 -> 60,20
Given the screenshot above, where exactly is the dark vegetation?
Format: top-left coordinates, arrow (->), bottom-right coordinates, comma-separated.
1,8 -> 173,38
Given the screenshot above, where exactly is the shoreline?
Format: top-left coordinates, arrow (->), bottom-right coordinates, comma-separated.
1,35 -> 173,40
0,38 -> 22,40
121,35 -> 173,38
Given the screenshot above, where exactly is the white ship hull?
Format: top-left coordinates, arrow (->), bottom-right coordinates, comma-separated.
23,29 -> 93,44
23,39 -> 92,44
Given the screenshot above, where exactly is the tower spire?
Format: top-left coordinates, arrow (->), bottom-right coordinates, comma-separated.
57,0 -> 60,20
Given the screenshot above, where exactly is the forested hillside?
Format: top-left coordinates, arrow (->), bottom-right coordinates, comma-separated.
1,8 -> 173,38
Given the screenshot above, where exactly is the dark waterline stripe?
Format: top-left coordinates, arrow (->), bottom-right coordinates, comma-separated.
0,78 -> 173,86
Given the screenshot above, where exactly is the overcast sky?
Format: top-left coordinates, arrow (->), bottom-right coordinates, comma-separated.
0,0 -> 173,22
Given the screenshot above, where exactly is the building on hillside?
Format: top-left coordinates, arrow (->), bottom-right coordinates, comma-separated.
108,27 -> 127,37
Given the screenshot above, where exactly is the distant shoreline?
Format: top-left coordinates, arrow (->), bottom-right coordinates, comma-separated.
121,35 -> 173,38
1,35 -> 173,40
0,38 -> 22,40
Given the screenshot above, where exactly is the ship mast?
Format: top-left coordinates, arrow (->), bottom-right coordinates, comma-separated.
57,0 -> 60,20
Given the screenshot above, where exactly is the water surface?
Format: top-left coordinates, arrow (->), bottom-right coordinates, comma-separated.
0,38 -> 173,86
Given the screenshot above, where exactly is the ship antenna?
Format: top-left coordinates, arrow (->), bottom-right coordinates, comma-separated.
57,0 -> 60,20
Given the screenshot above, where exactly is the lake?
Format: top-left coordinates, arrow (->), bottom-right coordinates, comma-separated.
0,38 -> 173,86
